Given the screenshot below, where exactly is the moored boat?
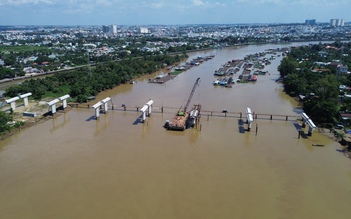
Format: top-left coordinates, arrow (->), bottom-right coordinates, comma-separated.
213,80 -> 220,85
312,144 -> 325,147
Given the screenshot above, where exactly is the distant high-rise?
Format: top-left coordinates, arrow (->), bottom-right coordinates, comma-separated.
330,19 -> 338,26
330,19 -> 344,27
102,25 -> 110,33
111,24 -> 117,35
339,19 -> 345,26
305,19 -> 316,25
140,27 -> 149,34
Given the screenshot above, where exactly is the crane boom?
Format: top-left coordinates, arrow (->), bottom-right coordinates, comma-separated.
183,77 -> 200,113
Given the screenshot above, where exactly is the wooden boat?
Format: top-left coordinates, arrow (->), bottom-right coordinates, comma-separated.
312,144 -> 325,147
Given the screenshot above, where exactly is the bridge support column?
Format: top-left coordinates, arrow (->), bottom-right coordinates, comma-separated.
59,94 -> 70,110
146,100 -> 154,117
101,97 -> 111,113
92,102 -> 103,119
51,104 -> 57,114
301,113 -> 316,137
142,111 -> 146,122
248,122 -> 252,132
246,107 -> 254,132
10,102 -> 16,110
5,97 -> 20,111
140,105 -> 148,123
62,99 -> 67,108
19,93 -> 32,107
95,108 -> 100,119
23,97 -> 29,106
47,99 -> 60,115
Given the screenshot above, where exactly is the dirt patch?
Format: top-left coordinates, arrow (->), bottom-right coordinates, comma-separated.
0,99 -> 70,141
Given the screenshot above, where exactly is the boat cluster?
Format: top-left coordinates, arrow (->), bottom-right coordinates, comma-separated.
172,55 -> 215,73
212,48 -> 287,85
150,55 -> 215,84
213,76 -> 234,88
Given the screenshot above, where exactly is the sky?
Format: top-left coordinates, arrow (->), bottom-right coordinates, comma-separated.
0,0 -> 350,26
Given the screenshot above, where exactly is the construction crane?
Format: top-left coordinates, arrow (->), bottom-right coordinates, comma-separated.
183,77 -> 200,114
165,77 -> 201,131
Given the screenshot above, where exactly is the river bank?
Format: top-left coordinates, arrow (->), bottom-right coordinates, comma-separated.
1,43 -> 351,219
1,42 -> 350,154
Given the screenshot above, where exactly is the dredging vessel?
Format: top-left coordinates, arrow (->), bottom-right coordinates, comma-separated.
164,77 -> 201,131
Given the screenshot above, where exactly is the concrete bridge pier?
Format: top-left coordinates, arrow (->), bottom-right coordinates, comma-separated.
19,93 -> 32,107
92,102 -> 103,119
101,97 -> 111,113
47,99 -> 60,115
246,107 -> 254,132
59,94 -> 70,110
139,99 -> 154,123
140,105 -> 148,123
246,113 -> 253,132
146,100 -> 154,116
301,113 -> 316,136
5,97 -> 19,111
308,126 -> 314,136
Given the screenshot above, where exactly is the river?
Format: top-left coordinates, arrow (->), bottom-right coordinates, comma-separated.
1,43 -> 351,219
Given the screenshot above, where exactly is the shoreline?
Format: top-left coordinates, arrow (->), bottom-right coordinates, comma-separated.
0,105 -> 71,141
1,42 -> 351,159
0,115 -> 50,141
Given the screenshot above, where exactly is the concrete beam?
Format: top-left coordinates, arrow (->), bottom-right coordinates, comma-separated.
47,99 -> 59,106
5,96 -> 19,104
101,97 -> 111,103
140,105 -> 148,112
19,92 -> 32,99
246,107 -> 252,115
146,100 -> 154,106
92,102 -> 102,109
59,94 -> 70,101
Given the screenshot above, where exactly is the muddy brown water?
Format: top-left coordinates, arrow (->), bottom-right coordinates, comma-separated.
1,43 -> 351,219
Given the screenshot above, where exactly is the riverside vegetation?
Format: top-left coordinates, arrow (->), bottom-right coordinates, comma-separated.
1,41 -> 351,139
278,41 -> 351,151
0,53 -> 188,136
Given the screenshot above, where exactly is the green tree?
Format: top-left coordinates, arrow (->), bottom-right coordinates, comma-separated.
0,111 -> 12,133
278,57 -> 298,77
304,99 -> 338,124
312,74 -> 339,100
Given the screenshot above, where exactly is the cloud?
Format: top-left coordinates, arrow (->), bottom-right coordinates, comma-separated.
231,0 -> 350,7
151,1 -> 165,8
192,0 -> 226,7
193,0 -> 205,6
0,0 -> 54,5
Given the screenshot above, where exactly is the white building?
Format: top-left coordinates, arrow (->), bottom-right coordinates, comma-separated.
111,24 -> 117,35
339,19 -> 345,26
140,27 -> 149,34
330,19 -> 345,27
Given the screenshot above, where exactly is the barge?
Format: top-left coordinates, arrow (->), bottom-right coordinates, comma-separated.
165,77 -> 201,131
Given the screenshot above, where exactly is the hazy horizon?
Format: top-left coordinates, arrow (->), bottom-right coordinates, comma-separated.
0,0 -> 350,26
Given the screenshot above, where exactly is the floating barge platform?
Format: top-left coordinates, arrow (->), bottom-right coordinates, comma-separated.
149,75 -> 176,84
165,105 -> 201,131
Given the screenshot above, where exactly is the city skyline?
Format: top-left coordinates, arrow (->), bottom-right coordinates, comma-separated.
0,0 -> 350,26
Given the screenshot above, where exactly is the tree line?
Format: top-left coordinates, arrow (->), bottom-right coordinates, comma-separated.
4,53 -> 188,103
